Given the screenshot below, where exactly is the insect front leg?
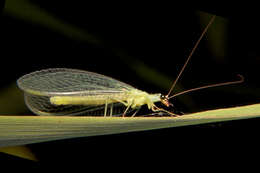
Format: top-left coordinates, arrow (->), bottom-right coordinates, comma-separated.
151,105 -> 177,117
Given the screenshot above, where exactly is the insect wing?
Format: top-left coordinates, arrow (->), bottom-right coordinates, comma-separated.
17,68 -> 135,96
17,68 -> 135,116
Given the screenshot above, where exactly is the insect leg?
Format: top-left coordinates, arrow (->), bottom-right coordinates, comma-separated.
152,105 -> 177,117
106,98 -> 130,117
104,99 -> 108,117
131,107 -> 141,117
110,103 -> 113,117
113,99 -> 128,106
122,105 -> 131,117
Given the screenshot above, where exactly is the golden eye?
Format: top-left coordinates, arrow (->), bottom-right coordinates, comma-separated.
160,94 -> 166,100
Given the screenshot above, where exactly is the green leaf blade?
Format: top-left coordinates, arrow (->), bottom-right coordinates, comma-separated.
1,103 -> 260,147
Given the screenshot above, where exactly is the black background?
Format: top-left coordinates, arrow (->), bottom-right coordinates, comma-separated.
1,1 -> 260,168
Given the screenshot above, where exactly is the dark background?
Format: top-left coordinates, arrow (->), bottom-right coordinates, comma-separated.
1,1 -> 260,167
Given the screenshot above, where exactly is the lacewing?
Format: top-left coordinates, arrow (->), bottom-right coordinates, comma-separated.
17,68 -> 165,116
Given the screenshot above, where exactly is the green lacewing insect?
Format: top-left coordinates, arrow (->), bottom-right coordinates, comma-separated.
17,15 -> 244,117
17,68 -> 163,116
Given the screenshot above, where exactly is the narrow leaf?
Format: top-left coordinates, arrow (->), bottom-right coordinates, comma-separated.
1,104 -> 260,147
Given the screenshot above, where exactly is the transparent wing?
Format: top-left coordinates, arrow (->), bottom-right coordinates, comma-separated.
17,68 -> 135,96
17,68 -> 136,116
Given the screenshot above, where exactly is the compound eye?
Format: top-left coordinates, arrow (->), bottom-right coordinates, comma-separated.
160,94 -> 166,100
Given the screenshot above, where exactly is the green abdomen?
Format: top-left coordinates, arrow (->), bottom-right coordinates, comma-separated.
50,93 -> 128,106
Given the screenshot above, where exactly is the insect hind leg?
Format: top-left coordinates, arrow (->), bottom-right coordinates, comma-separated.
110,103 -> 113,117
104,99 -> 108,117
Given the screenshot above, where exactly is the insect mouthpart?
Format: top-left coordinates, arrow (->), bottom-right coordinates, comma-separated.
160,94 -> 173,107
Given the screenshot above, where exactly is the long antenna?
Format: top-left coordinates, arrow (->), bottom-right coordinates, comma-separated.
168,74 -> 244,99
167,15 -> 216,96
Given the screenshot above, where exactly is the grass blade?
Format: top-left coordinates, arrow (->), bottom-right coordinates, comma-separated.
1,103 -> 260,147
